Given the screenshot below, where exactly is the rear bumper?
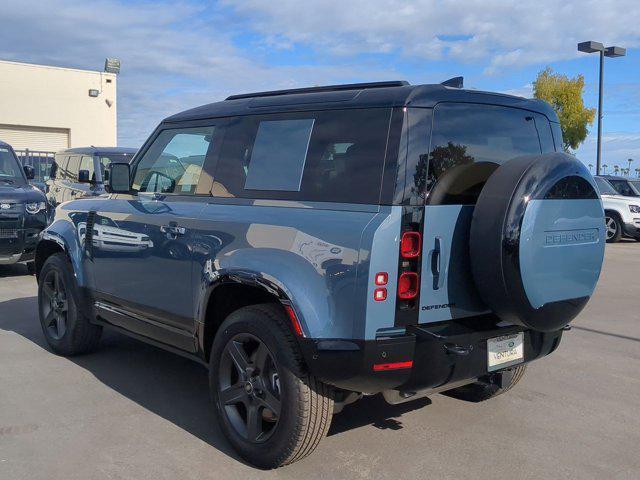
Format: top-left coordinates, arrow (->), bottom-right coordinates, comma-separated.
299,317 -> 563,394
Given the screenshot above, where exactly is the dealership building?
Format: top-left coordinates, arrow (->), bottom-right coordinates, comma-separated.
0,59 -> 118,152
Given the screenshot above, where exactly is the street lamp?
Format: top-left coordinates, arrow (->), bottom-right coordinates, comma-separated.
577,41 -> 626,176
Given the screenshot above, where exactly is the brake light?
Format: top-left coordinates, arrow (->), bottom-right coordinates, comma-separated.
398,272 -> 419,299
401,231 -> 421,258
373,360 -> 413,371
284,305 -> 304,337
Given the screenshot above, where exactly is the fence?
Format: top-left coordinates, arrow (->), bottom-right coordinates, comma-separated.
15,149 -> 55,184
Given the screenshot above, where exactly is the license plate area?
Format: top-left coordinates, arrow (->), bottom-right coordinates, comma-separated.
487,332 -> 524,372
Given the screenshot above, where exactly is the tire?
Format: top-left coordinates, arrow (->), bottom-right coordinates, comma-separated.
604,214 -> 622,243
442,365 -> 527,402
37,253 -> 102,355
209,303 -> 333,469
26,261 -> 36,275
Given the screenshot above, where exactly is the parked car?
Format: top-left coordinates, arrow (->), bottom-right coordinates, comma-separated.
594,176 -> 640,242
46,147 -> 137,207
597,175 -> 640,198
35,80 -> 606,468
0,140 -> 48,273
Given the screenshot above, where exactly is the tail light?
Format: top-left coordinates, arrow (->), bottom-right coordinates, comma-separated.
401,231 -> 421,258
398,272 -> 419,299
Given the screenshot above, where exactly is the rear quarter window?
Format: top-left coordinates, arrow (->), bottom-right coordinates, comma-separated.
212,108 -> 392,204
425,103 -> 548,205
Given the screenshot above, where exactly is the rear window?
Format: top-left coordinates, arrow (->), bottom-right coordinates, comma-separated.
212,108 -> 391,204
426,103 -> 551,205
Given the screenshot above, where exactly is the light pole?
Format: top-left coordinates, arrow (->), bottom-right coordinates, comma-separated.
628,158 -> 633,177
577,41 -> 626,176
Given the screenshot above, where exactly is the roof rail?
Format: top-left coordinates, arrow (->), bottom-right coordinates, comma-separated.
225,80 -> 410,101
441,76 -> 464,88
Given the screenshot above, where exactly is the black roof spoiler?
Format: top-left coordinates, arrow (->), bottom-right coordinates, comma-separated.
225,80 -> 410,101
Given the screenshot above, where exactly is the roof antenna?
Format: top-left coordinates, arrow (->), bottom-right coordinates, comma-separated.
441,76 -> 464,88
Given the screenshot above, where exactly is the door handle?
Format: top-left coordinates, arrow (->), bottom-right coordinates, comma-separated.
431,237 -> 441,290
160,224 -> 186,236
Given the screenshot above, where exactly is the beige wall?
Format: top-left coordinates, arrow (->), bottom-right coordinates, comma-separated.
0,60 -> 117,151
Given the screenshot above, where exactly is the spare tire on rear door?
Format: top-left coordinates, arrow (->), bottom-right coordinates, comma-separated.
470,153 -> 605,332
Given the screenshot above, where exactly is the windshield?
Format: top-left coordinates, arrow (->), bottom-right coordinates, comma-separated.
594,177 -> 619,196
0,147 -> 25,184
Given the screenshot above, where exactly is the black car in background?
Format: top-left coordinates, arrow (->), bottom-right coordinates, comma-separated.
47,147 -> 137,207
0,140 -> 48,273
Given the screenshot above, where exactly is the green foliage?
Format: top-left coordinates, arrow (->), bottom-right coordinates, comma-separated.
533,67 -> 596,152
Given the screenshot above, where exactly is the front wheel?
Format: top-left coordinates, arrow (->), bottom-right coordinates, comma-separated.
210,304 -> 333,469
37,253 -> 102,355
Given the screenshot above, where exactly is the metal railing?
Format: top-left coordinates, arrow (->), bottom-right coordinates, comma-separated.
15,149 -> 55,183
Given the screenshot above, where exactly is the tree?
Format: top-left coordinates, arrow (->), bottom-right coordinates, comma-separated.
533,67 -> 596,152
614,165 -> 620,175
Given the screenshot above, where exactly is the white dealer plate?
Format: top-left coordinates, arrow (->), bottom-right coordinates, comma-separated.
487,333 -> 524,371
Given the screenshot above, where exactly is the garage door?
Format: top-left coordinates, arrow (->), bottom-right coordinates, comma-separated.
0,124 -> 69,151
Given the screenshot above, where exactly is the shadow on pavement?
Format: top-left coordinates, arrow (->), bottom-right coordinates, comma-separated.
0,296 -> 432,461
0,264 -> 32,278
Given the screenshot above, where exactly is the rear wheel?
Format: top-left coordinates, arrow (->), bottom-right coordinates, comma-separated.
37,253 -> 102,355
442,365 -> 527,402
210,304 -> 333,469
605,214 -> 622,243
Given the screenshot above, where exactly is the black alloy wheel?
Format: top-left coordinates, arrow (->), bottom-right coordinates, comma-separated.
218,333 -> 281,443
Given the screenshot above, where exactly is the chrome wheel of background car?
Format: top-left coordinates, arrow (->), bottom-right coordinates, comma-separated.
218,333 -> 281,443
40,269 -> 68,340
605,216 -> 617,240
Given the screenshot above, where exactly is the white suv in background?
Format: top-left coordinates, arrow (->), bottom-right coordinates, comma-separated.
594,176 -> 640,243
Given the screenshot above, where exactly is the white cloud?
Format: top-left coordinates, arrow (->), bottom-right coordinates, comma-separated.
223,0 -> 640,71
0,0 -> 397,146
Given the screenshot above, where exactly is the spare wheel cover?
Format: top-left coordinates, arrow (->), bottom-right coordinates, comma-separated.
470,153 -> 605,332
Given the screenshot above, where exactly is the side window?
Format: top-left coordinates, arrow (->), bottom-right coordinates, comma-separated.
426,104 -> 544,205
244,119 -> 314,191
550,122 -> 564,152
213,108 -> 391,204
132,126 -> 215,195
535,114 -> 555,153
66,156 -> 81,182
79,156 -> 96,182
609,180 -> 638,197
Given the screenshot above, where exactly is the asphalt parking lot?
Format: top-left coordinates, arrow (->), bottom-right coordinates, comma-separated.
1,242 -> 639,480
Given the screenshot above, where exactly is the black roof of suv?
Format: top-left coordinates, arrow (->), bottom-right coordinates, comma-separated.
166,80 -> 557,123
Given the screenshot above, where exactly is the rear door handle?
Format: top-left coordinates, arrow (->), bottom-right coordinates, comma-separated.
431,237 -> 442,290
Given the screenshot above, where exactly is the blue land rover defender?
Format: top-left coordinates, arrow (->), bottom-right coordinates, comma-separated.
36,80 -> 605,468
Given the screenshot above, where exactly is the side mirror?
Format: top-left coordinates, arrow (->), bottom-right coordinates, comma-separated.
107,163 -> 131,194
78,169 -> 90,183
23,165 -> 35,180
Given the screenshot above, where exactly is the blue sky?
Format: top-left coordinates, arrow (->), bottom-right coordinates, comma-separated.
2,0 -> 640,173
